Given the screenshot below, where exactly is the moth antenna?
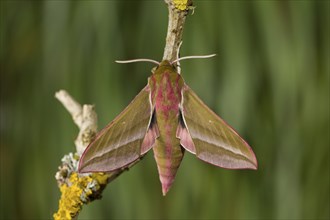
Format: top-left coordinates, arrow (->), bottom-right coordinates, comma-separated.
171,54 -> 217,65
115,59 -> 160,65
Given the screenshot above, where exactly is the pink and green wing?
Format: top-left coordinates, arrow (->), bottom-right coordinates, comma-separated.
177,85 -> 258,170
79,86 -> 159,173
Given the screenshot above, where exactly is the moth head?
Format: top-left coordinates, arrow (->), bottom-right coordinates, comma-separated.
155,60 -> 175,72
158,60 -> 172,67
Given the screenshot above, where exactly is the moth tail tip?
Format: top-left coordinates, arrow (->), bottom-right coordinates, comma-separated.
162,188 -> 169,196
161,184 -> 172,196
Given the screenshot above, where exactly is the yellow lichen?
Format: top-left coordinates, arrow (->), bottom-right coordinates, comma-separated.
53,172 -> 109,220
91,173 -> 109,185
173,0 -> 188,11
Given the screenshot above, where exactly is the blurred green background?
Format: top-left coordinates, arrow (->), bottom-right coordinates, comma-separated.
1,1 -> 329,219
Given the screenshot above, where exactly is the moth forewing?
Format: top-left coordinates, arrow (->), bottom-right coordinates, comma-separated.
178,85 -> 257,170
78,86 -> 157,173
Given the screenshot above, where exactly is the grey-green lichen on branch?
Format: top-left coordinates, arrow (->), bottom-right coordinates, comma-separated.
55,90 -> 97,156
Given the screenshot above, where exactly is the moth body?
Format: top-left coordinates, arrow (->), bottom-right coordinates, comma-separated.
149,61 -> 185,195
